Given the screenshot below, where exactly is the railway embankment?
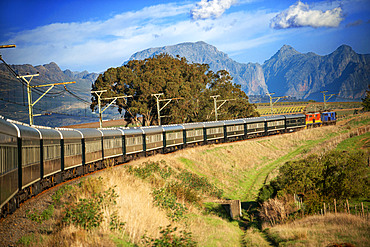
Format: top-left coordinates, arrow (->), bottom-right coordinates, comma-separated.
1,113 -> 369,246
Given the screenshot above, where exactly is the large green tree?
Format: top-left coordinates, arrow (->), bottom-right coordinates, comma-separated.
91,54 -> 258,126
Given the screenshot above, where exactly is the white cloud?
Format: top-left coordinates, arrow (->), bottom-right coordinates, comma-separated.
270,1 -> 343,29
191,0 -> 238,20
1,2 -> 279,72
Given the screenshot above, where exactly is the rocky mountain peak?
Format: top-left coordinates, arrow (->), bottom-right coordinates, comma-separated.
273,44 -> 300,59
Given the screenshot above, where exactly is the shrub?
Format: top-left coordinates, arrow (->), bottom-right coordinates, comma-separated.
152,187 -> 187,221
142,225 -> 197,247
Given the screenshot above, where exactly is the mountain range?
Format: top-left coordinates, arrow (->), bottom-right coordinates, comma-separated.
0,41 -> 368,126
128,41 -> 369,101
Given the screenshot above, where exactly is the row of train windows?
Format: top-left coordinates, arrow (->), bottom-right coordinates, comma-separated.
186,129 -> 203,138
146,134 -> 163,144
267,120 -> 285,127
126,136 -> 143,146
43,144 -> 61,161
226,125 -> 244,132
65,143 -> 82,156
22,146 -> 40,166
206,127 -> 223,135
0,146 -> 17,174
103,137 -> 122,149
247,123 -> 264,129
166,131 -> 183,140
85,140 -> 102,153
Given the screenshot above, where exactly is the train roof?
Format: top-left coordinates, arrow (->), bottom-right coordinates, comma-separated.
0,117 -> 18,137
7,120 -> 41,139
264,115 -> 285,121
141,126 -> 164,134
56,128 -> 84,139
119,127 -> 144,135
162,124 -> 184,132
38,128 -> 63,140
181,122 -> 205,130
243,116 -> 266,123
223,119 -> 246,125
203,121 -> 224,128
76,128 -> 103,138
99,128 -> 124,137
285,114 -> 305,119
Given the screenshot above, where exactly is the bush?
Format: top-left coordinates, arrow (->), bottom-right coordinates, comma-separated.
258,150 -> 370,216
142,225 -> 197,247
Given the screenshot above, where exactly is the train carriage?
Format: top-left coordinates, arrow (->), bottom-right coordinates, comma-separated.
122,128 -> 144,155
265,115 -> 286,134
8,121 -> 42,193
57,128 -> 83,170
100,128 -> 124,161
204,121 -> 225,142
163,125 -> 184,151
223,119 -> 246,140
285,114 -> 306,131
0,118 -> 19,214
37,127 -> 63,179
245,117 -> 266,137
183,123 -> 205,144
78,128 -> 103,165
142,126 -> 164,152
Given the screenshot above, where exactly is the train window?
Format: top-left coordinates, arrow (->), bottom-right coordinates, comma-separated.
104,137 -> 122,149
64,143 -> 82,156
166,131 -> 182,140
126,136 -> 143,146
0,146 -> 17,174
267,120 -> 284,127
186,129 -> 203,138
226,125 -> 244,132
146,134 -> 163,143
247,123 -> 264,129
44,144 -> 61,161
85,139 -> 102,153
206,127 -> 223,135
22,141 -> 40,166
0,133 -> 18,174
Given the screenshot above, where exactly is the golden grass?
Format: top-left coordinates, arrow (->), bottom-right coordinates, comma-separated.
266,213 -> 370,247
99,167 -> 172,244
242,227 -> 271,247
185,213 -> 242,247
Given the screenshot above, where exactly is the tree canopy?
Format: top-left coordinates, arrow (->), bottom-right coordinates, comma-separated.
362,86 -> 370,111
91,54 -> 258,126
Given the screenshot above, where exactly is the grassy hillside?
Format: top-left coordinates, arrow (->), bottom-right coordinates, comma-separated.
19,113 -> 369,246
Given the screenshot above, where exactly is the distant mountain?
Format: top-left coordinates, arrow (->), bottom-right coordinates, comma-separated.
127,41 -> 369,101
0,62 -> 100,126
127,41 -> 269,95
263,44 -> 370,100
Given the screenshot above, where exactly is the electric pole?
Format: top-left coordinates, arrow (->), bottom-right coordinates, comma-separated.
210,95 -> 236,121
321,91 -> 335,110
266,93 -> 287,116
152,93 -> 183,125
92,90 -> 133,128
0,44 -> 16,49
17,73 -> 75,125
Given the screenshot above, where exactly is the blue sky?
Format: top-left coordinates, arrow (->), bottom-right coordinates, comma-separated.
0,0 -> 369,72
